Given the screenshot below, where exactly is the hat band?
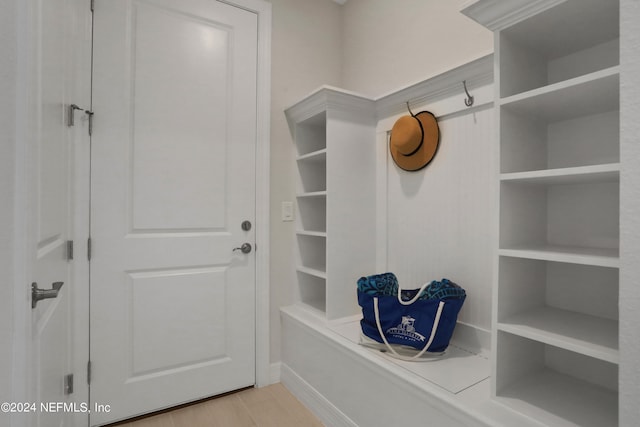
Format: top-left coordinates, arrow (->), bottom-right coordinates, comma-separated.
401,116 -> 424,157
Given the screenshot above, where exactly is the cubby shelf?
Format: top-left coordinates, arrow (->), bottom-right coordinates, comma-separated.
500,163 -> 620,185
296,149 -> 327,162
499,67 -> 619,121
498,306 -> 618,364
296,230 -> 327,238
296,191 -> 327,198
296,266 -> 327,280
499,245 -> 619,268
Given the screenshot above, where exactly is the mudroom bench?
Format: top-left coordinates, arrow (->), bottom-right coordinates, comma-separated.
280,304 -> 543,427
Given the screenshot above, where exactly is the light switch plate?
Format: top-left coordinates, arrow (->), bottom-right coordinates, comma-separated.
281,201 -> 294,221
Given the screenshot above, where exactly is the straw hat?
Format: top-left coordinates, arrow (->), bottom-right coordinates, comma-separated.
389,111 -> 440,171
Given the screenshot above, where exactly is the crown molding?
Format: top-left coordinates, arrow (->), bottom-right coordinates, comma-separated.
284,85 -> 375,129
285,53 -> 494,129
460,0 -> 566,31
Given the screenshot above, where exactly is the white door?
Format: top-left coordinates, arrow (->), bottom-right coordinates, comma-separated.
30,0 -> 82,426
89,0 -> 258,424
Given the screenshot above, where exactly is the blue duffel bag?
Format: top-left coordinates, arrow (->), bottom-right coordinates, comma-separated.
357,272 -> 466,360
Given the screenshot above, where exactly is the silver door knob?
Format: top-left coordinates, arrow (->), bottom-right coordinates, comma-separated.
32,281 -> 64,309
233,243 -> 252,254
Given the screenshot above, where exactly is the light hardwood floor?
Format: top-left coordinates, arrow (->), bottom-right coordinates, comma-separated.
107,383 -> 324,427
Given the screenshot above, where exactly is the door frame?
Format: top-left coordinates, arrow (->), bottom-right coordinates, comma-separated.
7,0 -> 270,425
83,0 -> 272,390
218,0 -> 272,389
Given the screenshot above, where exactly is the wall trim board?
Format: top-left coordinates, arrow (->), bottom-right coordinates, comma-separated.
280,364 -> 358,427
285,53 -> 494,131
374,54 -> 494,120
460,0 -> 565,31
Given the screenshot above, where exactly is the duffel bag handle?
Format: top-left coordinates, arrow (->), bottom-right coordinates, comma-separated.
373,297 -> 445,361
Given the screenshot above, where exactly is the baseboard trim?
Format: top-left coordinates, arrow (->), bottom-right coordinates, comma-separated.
280,363 -> 359,427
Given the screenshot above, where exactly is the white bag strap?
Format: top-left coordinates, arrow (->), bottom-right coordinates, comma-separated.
373,297 -> 445,361
397,281 -> 432,305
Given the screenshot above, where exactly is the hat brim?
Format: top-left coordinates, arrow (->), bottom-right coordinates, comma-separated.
390,111 -> 440,171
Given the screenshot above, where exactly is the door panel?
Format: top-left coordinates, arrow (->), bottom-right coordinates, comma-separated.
90,0 -> 257,424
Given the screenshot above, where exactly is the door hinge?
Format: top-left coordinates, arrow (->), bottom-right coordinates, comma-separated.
64,373 -> 74,395
87,361 -> 92,385
90,0 -> 94,12
66,240 -> 74,261
86,110 -> 94,136
87,237 -> 92,261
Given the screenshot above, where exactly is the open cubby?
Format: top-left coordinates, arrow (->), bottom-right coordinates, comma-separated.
296,150 -> 327,193
296,195 -> 326,233
296,234 -> 326,273
499,180 -> 619,254
296,271 -> 326,313
495,332 -> 618,427
499,0 -> 619,98
498,257 -> 618,362
295,112 -> 326,156
500,106 -> 619,174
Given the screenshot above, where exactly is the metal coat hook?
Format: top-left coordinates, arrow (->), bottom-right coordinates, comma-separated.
406,101 -> 415,117
462,81 -> 474,107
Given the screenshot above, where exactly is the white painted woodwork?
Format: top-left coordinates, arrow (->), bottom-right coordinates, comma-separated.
619,1 -> 640,424
29,0 -> 84,426
90,0 -> 258,424
464,0 -> 621,424
281,305 -> 542,427
384,106 -> 495,331
495,333 -> 617,427
286,89 -> 376,320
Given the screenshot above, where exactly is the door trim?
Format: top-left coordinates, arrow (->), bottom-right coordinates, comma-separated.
217,0 -> 272,388
231,0 -> 272,388
83,0 -> 272,392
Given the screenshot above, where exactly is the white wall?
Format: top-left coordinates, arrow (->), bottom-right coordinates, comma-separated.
620,0 -> 640,423
268,0 -> 343,363
341,0 -> 493,97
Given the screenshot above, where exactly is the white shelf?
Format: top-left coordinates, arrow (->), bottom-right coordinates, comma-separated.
499,245 -> 619,268
500,163 -> 620,185
498,306 -> 618,364
296,191 -> 327,198
296,266 -> 327,280
500,67 -> 619,122
296,230 -> 327,238
497,368 -> 618,427
296,149 -> 327,163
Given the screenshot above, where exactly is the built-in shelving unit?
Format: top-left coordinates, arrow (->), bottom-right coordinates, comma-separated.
464,0 -> 620,425
286,87 -> 376,320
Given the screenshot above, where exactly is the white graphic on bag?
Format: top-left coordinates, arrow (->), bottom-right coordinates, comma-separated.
385,316 -> 426,342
